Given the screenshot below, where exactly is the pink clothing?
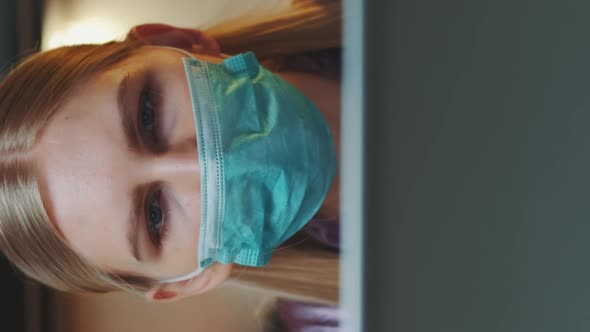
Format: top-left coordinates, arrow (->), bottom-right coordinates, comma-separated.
277,298 -> 341,332
304,217 -> 340,250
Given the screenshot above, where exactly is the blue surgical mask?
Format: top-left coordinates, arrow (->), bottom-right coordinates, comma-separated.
161,51 -> 337,283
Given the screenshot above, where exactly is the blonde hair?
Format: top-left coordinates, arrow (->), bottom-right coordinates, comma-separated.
229,233 -> 339,304
0,0 -> 341,303
0,41 -> 157,293
208,0 -> 341,59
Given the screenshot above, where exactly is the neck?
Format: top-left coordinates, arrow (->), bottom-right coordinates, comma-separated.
277,72 -> 341,221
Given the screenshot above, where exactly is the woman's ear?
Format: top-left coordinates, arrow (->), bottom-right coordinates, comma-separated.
144,262 -> 234,303
144,274 -> 208,303
126,23 -> 222,56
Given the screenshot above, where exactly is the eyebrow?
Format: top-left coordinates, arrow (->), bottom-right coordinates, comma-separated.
118,75 -> 144,262
117,74 -> 142,154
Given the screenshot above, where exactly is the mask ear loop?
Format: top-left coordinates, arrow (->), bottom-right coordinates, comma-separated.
159,267 -> 204,284
151,45 -> 197,58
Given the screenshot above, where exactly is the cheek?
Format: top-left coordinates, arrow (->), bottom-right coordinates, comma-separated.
163,77 -> 196,143
164,185 -> 202,268
174,89 -> 196,138
178,192 -> 202,247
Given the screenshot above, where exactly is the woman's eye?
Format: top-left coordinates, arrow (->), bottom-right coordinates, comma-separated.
146,190 -> 164,245
140,90 -> 157,135
138,78 -> 164,150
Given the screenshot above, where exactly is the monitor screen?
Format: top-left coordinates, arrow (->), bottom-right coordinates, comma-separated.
349,1 -> 590,331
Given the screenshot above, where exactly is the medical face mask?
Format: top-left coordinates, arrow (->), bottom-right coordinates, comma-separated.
161,51 -> 337,283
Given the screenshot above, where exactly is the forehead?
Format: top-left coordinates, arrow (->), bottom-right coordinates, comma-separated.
32,56 -> 135,268
30,46 -> 212,270
33,45 -> 184,212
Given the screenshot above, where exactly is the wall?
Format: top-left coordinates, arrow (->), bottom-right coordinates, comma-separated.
42,0 -> 290,49
50,284 -> 273,332
0,0 -> 18,66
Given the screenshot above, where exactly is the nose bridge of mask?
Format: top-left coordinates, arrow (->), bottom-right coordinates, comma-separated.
158,46 -> 259,283
156,45 -> 210,284
155,48 -> 264,284
152,45 -> 195,58
158,50 -> 268,284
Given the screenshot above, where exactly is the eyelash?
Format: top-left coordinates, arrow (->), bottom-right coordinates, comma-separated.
138,76 -> 169,248
145,187 -> 169,248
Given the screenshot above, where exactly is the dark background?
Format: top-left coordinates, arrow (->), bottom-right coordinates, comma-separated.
0,255 -> 26,332
1,0 -> 44,331
0,0 -> 42,74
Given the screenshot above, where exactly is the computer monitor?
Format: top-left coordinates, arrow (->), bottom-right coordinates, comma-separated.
342,1 -> 590,331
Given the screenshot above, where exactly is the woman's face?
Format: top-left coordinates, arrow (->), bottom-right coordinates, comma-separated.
32,46 -> 232,297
